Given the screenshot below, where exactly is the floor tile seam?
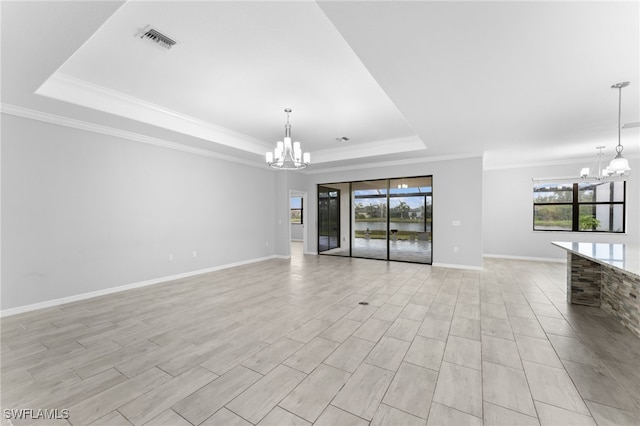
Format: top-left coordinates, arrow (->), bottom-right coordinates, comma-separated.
522,358 -> 593,418
479,331 -> 485,420
273,402 -> 318,425
551,314 -> 634,392
374,357 -> 427,421
115,367 -> 218,424
531,398 -> 596,420
325,335 -> 378,372
481,359 -> 525,375
556,356 -> 640,414
543,327 -> 621,377
597,359 -> 640,407
493,331 -> 535,346
282,365 -> 351,423
220,364 -> 310,423
0,364 -> 35,382
424,352 -> 450,422
483,401 -> 539,422
221,404 -> 255,425
324,403 -> 371,424
165,408 -> 196,426
443,335 -> 482,370
240,356 -> 291,377
583,397 -> 640,418
381,401 -> 432,422
401,359 -> 440,375
115,407 -> 136,426
432,401 -> 484,422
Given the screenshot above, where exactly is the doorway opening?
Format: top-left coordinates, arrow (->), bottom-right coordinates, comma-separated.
290,190 -> 307,257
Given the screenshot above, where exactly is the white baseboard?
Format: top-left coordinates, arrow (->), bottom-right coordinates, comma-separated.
0,255 -> 282,318
483,253 -> 565,263
432,262 -> 484,271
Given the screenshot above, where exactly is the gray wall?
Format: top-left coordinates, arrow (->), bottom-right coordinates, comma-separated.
11,112 -> 636,311
291,224 -> 304,241
1,114 -> 278,310
483,160 -> 640,260
291,157 -> 484,268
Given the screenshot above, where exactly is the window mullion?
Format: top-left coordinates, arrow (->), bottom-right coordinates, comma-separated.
572,183 -> 579,231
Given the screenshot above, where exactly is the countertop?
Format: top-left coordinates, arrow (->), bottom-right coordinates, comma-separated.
552,241 -> 640,279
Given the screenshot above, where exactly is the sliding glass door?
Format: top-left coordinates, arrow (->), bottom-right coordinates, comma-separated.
352,180 -> 388,260
388,177 -> 432,263
318,186 -> 340,253
318,176 -> 432,264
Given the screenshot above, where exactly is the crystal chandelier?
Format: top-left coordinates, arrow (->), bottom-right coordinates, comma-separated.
266,108 -> 310,170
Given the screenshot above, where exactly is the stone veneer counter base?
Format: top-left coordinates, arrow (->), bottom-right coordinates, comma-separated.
553,241 -> 640,338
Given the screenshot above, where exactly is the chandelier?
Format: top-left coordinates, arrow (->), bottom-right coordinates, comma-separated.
266,108 -> 310,170
580,146 -> 614,180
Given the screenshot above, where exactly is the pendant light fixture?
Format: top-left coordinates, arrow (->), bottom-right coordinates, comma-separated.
607,82 -> 631,175
265,108 -> 310,170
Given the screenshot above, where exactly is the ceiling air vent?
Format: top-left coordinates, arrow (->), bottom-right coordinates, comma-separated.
139,26 -> 177,50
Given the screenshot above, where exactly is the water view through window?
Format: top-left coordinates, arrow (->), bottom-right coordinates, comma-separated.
318,176 -> 432,264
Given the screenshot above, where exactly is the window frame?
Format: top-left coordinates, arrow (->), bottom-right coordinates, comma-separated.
290,197 -> 303,225
532,181 -> 626,233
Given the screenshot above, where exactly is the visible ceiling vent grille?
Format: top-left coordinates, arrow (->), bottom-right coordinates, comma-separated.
139,26 -> 177,50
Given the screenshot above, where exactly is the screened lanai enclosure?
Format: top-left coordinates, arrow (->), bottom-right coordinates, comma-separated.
318,176 -> 432,264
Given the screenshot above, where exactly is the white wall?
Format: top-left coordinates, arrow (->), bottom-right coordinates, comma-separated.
293,157 -> 484,268
483,160 -> 640,260
1,114 -> 278,311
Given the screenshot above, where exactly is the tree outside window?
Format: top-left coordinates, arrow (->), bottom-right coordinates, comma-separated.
291,197 -> 303,224
533,181 -> 625,233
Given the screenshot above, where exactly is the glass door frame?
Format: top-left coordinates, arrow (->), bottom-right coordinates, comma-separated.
317,175 -> 433,265
317,185 -> 342,253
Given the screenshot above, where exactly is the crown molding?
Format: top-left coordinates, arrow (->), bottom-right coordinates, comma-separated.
303,152 -> 483,175
483,154 -> 640,171
311,135 -> 426,164
35,73 -> 270,155
1,103 -> 266,169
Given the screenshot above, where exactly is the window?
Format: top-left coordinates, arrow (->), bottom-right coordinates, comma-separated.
533,181 -> 625,232
290,197 -> 303,224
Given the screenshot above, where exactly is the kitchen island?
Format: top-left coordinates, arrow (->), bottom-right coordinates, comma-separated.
552,241 -> 640,337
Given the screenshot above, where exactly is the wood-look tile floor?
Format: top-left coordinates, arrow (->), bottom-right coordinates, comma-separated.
2,243 -> 640,426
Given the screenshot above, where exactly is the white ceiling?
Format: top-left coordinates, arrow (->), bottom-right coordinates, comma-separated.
2,1 -> 638,172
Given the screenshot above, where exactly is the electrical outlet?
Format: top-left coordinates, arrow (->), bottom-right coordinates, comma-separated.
192,251 -> 198,258
453,246 -> 459,253
168,254 -> 174,261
